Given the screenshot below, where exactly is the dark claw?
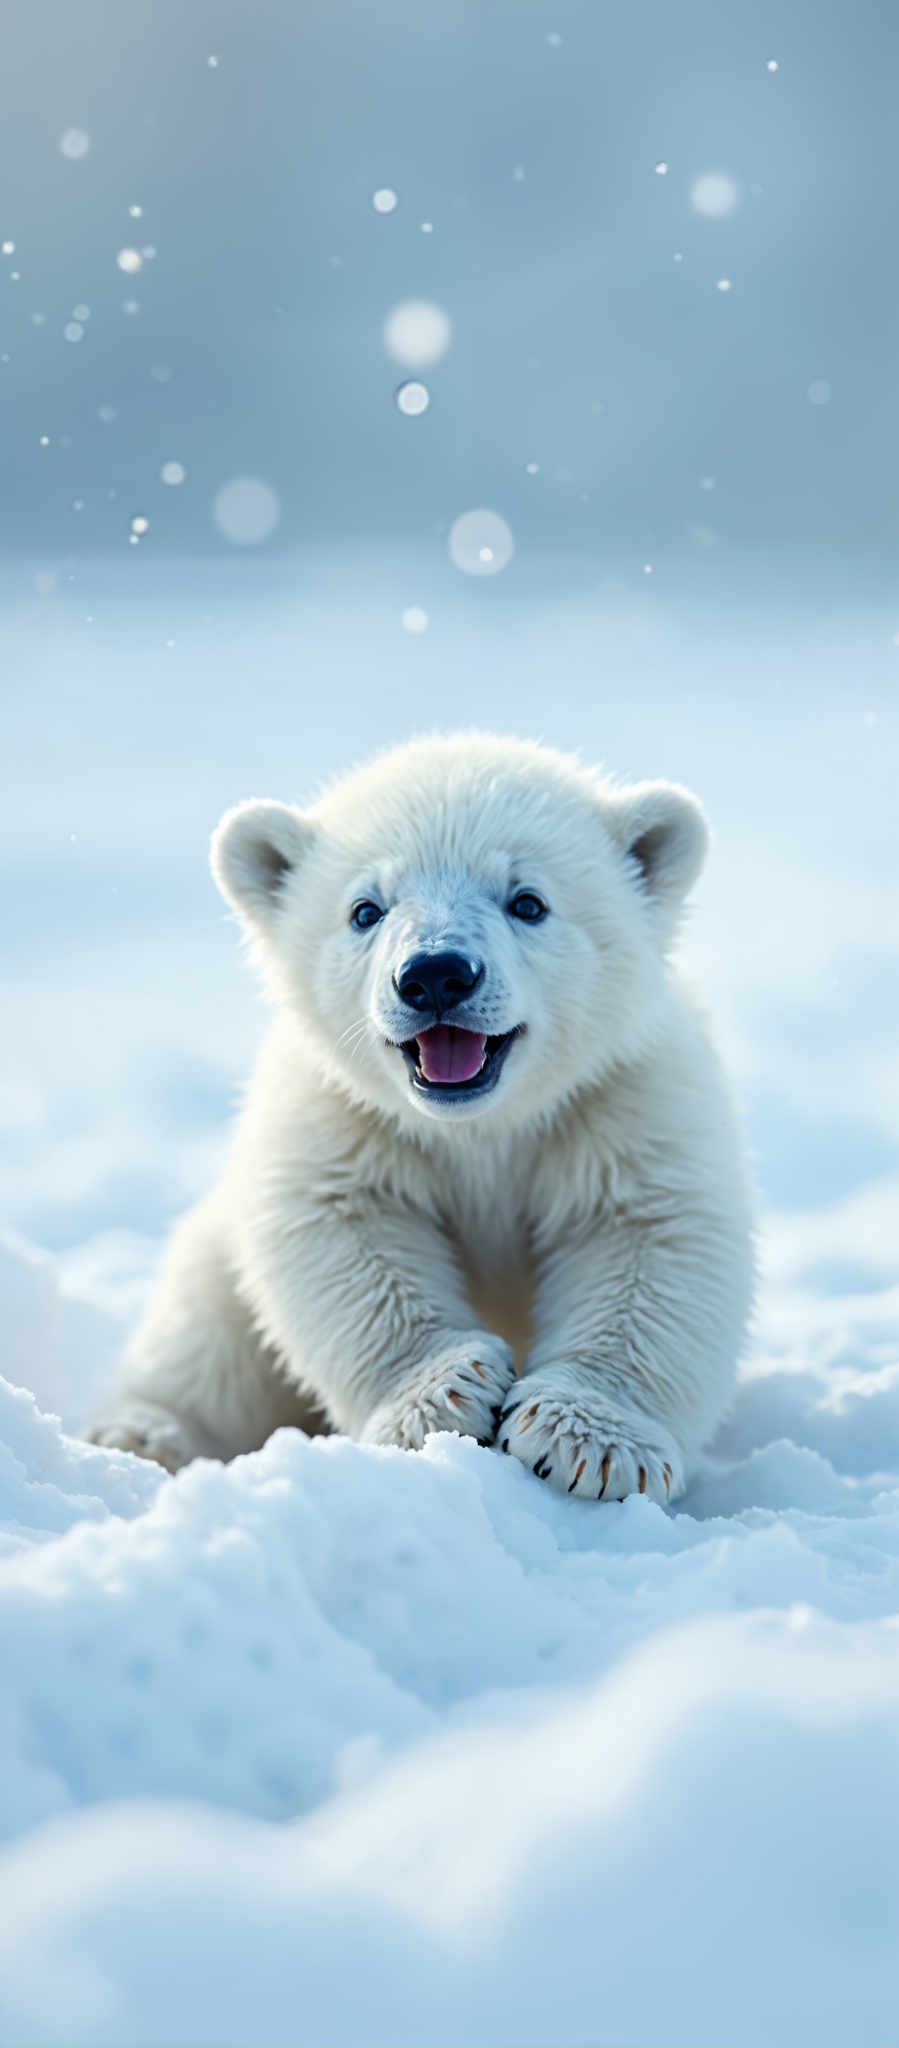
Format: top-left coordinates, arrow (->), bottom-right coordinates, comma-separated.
533,1457 -> 552,1481
567,1474 -> 579,1493
501,1437 -> 510,1453
499,1400 -> 522,1424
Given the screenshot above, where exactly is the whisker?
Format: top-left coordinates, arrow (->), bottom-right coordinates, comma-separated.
334,1015 -> 370,1054
336,1016 -> 381,1067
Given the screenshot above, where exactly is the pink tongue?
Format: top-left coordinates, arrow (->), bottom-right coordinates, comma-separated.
416,1025 -> 487,1085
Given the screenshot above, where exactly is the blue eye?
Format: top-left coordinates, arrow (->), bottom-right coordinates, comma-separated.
508,891 -> 547,923
350,900 -> 384,932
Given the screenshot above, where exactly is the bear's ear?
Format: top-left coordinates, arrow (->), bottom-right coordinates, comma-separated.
210,799 -> 312,927
601,780 -> 709,912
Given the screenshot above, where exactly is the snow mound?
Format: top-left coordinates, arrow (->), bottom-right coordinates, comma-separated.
0,1229 -> 124,1431
0,1234 -> 897,2044
0,1377 -> 161,1555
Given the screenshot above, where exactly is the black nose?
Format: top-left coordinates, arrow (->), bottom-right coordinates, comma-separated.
393,949 -> 484,1016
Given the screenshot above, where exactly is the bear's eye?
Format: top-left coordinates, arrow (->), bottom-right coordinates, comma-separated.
507,891 -> 547,923
349,900 -> 384,932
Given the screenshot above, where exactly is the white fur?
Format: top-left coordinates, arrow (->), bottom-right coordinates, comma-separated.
87,733 -> 754,1502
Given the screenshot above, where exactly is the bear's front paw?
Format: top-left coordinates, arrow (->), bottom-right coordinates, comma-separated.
498,1373 -> 683,1504
360,1336 -> 515,1452
84,1403 -> 210,1475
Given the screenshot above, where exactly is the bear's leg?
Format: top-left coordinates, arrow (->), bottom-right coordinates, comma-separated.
244,1189 -> 515,1447
501,1203 -> 752,1503
85,1193 -> 328,1472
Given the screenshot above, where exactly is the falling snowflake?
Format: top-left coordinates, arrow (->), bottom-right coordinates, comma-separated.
384,300 -> 451,367
448,509 -> 515,577
59,129 -> 90,160
395,381 -> 430,416
212,477 -> 280,545
691,173 -> 739,217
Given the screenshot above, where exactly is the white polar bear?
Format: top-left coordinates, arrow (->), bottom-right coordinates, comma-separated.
87,733 -> 754,1502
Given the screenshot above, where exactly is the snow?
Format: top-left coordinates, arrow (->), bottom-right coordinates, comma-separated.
448,509 -> 516,574
383,301 -> 452,368
395,379 -> 431,417
211,477 -> 281,546
690,172 -> 740,218
0,1201 -> 897,2042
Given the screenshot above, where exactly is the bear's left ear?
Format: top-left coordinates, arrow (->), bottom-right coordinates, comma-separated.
600,780 -> 709,911
210,798 -> 313,929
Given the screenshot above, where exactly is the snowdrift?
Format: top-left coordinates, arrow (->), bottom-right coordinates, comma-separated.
0,1230 -> 897,2046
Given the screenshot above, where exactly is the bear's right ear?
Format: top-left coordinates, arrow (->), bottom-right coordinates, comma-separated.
210,799 -> 312,928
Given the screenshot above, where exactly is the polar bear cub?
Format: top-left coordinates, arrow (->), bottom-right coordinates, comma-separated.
88,733 -> 754,1501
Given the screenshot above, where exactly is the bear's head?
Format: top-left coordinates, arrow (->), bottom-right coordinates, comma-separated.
211,733 -> 708,1129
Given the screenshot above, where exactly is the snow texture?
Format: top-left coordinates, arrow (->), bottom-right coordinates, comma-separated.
0,1218 -> 897,2046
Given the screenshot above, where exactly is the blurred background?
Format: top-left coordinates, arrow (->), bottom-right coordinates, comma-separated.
2,0 -> 897,1329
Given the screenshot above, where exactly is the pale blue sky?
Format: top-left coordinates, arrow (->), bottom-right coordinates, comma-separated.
3,0 -> 898,560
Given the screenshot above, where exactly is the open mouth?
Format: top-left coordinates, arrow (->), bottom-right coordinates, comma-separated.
396,1025 -> 521,1101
